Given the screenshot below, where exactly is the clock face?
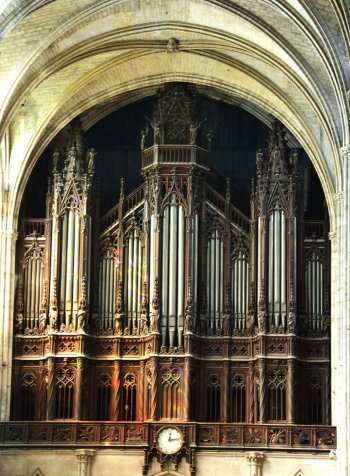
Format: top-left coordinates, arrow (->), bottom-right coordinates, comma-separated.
157,427 -> 183,454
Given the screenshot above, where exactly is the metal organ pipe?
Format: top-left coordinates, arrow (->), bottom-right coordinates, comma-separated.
60,214 -> 68,314
168,195 -> 178,346
161,207 -> 169,345
281,212 -> 286,328
177,205 -> 184,346
65,208 -> 75,323
73,212 -> 80,314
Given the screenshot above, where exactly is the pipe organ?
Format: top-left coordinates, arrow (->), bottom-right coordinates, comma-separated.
12,84 -> 331,435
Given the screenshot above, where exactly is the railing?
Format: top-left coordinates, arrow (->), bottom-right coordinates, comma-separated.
0,422 -> 335,450
21,219 -> 47,237
206,184 -> 250,234
142,145 -> 209,169
100,204 -> 119,233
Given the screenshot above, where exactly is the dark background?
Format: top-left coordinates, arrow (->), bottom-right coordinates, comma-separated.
21,92 -> 325,220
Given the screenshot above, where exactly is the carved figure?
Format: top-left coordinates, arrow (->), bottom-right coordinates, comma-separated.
38,311 -> 47,334
221,314 -> 230,336
256,149 -> 264,173
77,306 -> 86,332
49,306 -> 58,331
114,314 -> 122,335
140,129 -> 146,150
15,312 -> 23,333
87,148 -> 96,174
147,117 -> 160,144
166,37 -> 179,53
287,311 -> 296,334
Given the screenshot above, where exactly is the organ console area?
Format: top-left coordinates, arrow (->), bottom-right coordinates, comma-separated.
10,84 -> 334,458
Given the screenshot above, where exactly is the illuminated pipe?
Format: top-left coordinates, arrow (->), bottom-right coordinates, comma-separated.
65,209 -> 75,323
178,206 -> 184,342
137,239 -> 142,321
207,242 -> 211,328
35,261 -> 41,327
60,214 -> 68,311
274,210 -> 280,326
149,215 -> 155,310
73,213 -> 80,315
320,263 -> 324,330
128,235 -> 133,328
215,233 -> 219,326
312,256 -> 316,329
30,257 -> 36,325
268,215 -> 273,325
257,217 -> 261,300
281,213 -> 286,328
133,233 -> 138,322
98,260 -> 103,325
107,253 -> 112,324
193,213 -> 198,317
210,236 -> 215,323
162,207 -> 169,340
169,198 -> 178,343
220,239 -> 223,316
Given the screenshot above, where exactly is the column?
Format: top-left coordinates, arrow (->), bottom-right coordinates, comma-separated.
287,359 -> 295,423
73,358 -> 84,420
335,145 -> 350,475
110,361 -> 121,420
183,357 -> 191,421
258,360 -> 266,423
221,361 -> 229,422
246,452 -> 264,476
46,357 -> 55,419
149,357 -> 158,421
75,449 -> 95,476
0,229 -> 17,420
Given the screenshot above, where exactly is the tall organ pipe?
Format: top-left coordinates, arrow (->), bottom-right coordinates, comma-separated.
60,214 -> 68,313
162,208 -> 169,345
73,212 -> 80,314
177,206 -> 184,345
169,197 -> 178,346
65,208 -> 75,324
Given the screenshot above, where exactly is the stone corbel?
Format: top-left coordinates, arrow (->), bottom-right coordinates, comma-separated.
246,452 -> 265,476
75,449 -> 96,476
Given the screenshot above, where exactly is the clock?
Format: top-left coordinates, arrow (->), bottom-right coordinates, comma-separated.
156,426 -> 184,454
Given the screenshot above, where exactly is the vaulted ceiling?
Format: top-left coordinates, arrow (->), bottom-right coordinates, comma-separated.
0,0 -> 349,226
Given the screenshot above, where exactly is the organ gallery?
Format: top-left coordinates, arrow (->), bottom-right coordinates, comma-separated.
10,84 -> 335,470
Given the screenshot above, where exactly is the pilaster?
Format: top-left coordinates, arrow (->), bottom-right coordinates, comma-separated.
335,145 -> 350,476
0,228 -> 18,420
75,449 -> 95,476
246,451 -> 264,476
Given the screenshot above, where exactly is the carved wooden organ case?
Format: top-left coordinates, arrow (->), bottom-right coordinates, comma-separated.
12,84 -> 331,430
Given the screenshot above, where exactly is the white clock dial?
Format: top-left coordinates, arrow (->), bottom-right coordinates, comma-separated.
157,427 -> 183,454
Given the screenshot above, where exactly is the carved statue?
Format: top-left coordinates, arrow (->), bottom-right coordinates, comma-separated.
38,311 -> 47,334
87,148 -> 96,174
77,306 -> 86,332
49,305 -> 58,331
67,145 -> 77,170
140,129 -> 146,151
256,149 -> 264,173
287,311 -> 296,334
15,312 -> 23,333
221,314 -> 230,336
166,37 -> 179,53
147,117 -> 160,144
189,119 -> 206,145
114,314 -> 123,335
